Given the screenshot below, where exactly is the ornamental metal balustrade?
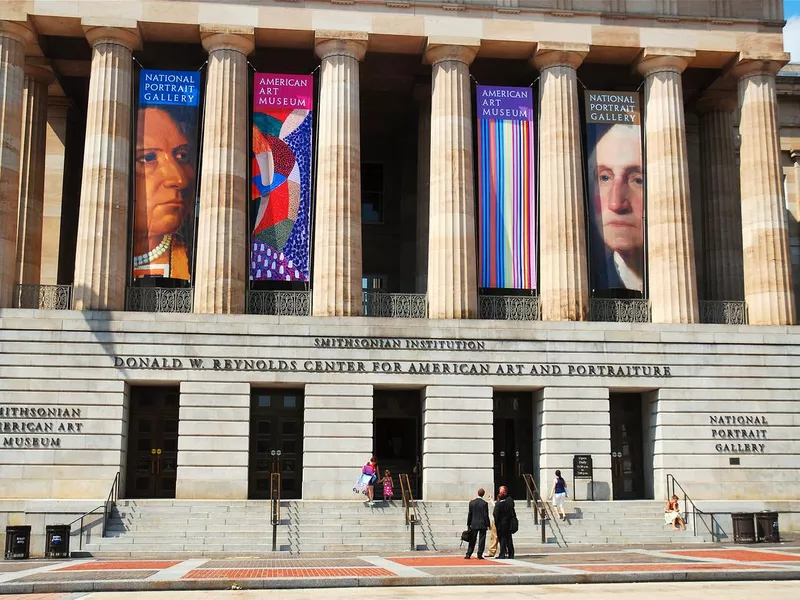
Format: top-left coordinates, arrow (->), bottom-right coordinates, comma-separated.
479,295 -> 541,321
590,298 -> 651,323
14,284 -> 73,310
362,292 -> 428,318
247,290 -> 311,316
126,287 -> 193,313
699,301 -> 748,325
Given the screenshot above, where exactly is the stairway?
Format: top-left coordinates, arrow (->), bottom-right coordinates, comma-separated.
80,498 -> 709,557
417,500 -> 710,549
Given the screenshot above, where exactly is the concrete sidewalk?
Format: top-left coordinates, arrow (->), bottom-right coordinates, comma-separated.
1,544 -> 799,594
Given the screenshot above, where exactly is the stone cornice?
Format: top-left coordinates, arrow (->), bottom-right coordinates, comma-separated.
636,48 -> 695,77
531,42 -> 588,71
315,31 -> 369,62
200,26 -> 255,55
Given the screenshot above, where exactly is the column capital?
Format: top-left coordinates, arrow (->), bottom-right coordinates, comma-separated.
531,42 -> 588,71
24,63 -> 55,85
315,31 -> 368,61
731,53 -> 790,80
424,40 -> 478,66
636,47 -> 694,77
0,20 -> 37,47
694,89 -> 737,114
790,148 -> 800,165
200,26 -> 254,55
84,26 -> 141,51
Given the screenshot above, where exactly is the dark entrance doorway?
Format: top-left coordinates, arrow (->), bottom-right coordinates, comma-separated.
249,390 -> 304,500
610,393 -> 645,500
125,386 -> 179,499
493,392 -> 534,500
374,391 -> 422,499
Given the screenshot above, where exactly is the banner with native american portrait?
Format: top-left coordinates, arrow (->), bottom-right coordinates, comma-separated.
250,73 -> 314,282
476,85 -> 536,289
132,69 -> 201,280
584,90 -> 644,293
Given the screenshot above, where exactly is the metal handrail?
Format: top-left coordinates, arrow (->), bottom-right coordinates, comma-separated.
522,473 -> 549,544
66,471 -> 120,550
399,473 -> 419,551
270,472 -> 281,552
104,471 -> 121,537
666,473 -> 706,535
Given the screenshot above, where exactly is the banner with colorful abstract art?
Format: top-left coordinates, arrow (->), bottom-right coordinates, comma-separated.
133,69 -> 201,280
584,90 -> 644,292
476,85 -> 536,289
251,73 -> 313,282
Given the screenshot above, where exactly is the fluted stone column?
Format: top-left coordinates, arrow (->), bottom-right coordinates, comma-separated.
73,27 -> 138,310
637,50 -> 699,323
15,65 -> 52,286
696,92 -> 744,301
426,43 -> 478,319
192,30 -> 253,314
533,44 -> 589,321
0,21 -> 34,308
40,98 -> 70,285
733,58 -> 796,325
415,84 -> 431,294
311,32 -> 367,317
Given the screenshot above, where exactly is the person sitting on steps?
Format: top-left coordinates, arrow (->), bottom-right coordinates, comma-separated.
665,495 -> 686,531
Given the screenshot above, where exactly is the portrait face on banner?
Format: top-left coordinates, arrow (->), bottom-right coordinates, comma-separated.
133,70 -> 200,281
584,91 -> 644,293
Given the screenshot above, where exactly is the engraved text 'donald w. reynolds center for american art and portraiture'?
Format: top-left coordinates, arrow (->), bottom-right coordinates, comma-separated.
0,0 -> 799,555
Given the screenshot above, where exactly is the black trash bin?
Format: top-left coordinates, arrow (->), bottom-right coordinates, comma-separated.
4,525 -> 31,559
45,525 -> 71,559
756,511 -> 780,543
732,512 -> 756,543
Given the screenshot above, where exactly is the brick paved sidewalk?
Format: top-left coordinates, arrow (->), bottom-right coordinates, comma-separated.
1,544 -> 799,596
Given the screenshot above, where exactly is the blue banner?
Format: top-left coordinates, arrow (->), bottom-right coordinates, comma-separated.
139,69 -> 200,107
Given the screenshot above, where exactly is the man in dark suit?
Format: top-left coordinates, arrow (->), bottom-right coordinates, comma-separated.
465,487 -> 490,559
493,485 -> 517,559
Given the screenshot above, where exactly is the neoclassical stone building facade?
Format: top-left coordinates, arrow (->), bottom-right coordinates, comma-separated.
0,0 -> 798,528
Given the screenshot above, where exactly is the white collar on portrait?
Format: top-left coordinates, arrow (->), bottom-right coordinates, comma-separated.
613,252 -> 643,292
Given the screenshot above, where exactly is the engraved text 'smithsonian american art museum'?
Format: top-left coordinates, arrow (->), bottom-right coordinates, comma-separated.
1,0 -> 799,553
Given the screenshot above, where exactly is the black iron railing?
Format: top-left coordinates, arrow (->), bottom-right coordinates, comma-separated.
14,284 -> 72,309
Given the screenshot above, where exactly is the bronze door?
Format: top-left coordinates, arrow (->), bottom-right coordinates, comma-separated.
125,387 -> 179,498
610,393 -> 645,500
493,393 -> 533,500
373,391 -> 423,500
249,391 -> 303,500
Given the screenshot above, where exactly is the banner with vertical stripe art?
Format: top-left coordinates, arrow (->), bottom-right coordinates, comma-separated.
477,85 -> 536,290
250,73 -> 314,282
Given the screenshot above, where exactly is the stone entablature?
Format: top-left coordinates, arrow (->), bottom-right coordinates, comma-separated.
0,1 -> 785,64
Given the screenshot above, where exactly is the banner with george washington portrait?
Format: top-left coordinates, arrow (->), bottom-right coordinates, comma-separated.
132,69 -> 201,281
250,73 -> 314,282
584,90 -> 644,293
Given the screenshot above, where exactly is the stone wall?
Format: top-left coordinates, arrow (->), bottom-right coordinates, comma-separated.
0,310 -> 798,503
